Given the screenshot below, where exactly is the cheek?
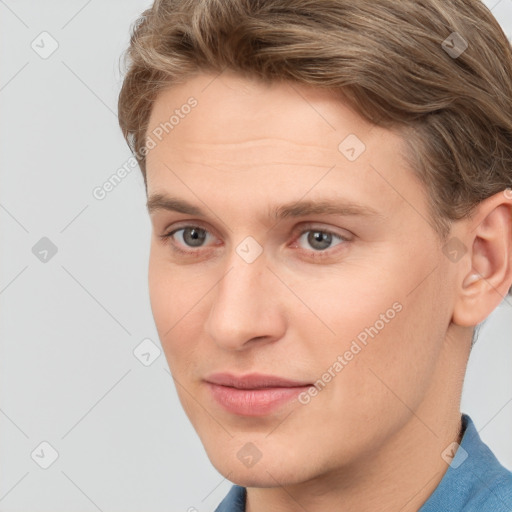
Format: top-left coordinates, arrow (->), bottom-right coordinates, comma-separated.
289,254 -> 446,403
284,278 -> 445,460
148,251 -> 190,353
287,261 -> 403,349
343,276 -> 447,416
148,245 -> 204,329
148,249 -> 213,375
148,261 -> 212,429
148,252 -> 174,334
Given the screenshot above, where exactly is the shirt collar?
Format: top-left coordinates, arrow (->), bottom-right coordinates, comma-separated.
419,413 -> 512,511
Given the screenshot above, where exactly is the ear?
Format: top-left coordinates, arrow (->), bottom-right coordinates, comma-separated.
452,189 -> 512,327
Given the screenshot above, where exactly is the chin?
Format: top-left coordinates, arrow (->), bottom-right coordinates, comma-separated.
215,465 -> 301,489
205,444 -> 312,488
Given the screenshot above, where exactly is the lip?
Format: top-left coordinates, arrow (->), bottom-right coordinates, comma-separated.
206,372 -> 311,389
205,372 -> 313,416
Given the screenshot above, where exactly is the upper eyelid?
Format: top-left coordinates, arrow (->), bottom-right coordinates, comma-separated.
165,220 -> 218,238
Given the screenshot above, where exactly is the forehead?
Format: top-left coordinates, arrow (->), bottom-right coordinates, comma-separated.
144,71 -> 425,221
146,71 -> 377,162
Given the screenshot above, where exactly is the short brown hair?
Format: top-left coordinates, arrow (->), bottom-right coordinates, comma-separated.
118,0 -> 512,242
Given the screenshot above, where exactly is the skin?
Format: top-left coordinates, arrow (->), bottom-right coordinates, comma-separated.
144,70 -> 512,512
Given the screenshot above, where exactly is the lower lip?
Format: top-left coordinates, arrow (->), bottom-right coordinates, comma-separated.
206,382 -> 312,416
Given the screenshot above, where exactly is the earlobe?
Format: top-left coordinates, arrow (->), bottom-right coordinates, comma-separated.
452,193 -> 512,327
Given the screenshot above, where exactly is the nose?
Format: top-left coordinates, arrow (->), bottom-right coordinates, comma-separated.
204,252 -> 287,351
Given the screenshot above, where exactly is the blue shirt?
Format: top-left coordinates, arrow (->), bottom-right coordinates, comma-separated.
215,414 -> 512,511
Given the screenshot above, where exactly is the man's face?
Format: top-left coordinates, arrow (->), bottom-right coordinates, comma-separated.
145,71 -> 456,486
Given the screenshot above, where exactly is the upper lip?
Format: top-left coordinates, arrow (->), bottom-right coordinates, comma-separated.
205,372 -> 312,389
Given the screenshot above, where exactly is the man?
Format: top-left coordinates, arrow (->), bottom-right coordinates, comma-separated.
118,0 -> 512,510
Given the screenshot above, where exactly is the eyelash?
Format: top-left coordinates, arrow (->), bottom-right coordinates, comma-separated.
160,223 -> 350,260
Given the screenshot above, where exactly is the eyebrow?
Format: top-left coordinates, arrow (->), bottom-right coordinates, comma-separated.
146,193 -> 382,220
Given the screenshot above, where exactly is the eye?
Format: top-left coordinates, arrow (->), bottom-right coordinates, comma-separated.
296,228 -> 347,252
163,226 -> 216,252
160,223 -> 350,260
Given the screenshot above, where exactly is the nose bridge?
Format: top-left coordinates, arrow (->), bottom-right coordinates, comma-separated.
205,247 -> 283,349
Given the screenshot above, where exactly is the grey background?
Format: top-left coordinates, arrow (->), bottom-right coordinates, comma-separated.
0,1 -> 511,511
